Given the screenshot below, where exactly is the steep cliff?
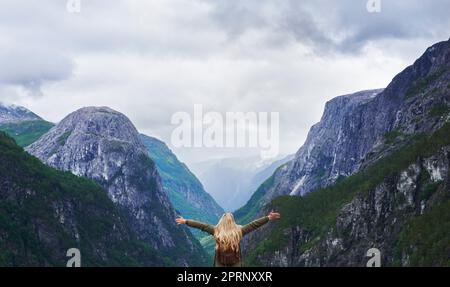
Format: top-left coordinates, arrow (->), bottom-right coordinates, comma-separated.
235,89 -> 385,223
26,107 -> 207,266
237,39 -> 450,223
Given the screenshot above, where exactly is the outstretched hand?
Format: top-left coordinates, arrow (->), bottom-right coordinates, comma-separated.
175,216 -> 187,225
268,211 -> 281,221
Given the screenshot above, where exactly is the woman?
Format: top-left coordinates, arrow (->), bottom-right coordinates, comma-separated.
176,211 -> 281,267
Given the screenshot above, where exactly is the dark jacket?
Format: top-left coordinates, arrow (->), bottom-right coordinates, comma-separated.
186,216 -> 270,267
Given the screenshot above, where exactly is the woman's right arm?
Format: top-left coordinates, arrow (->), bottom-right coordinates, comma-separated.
241,211 -> 281,236
240,216 -> 270,236
178,217 -> 215,235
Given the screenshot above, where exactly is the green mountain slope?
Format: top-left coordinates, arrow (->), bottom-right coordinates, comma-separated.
0,131 -> 165,266
140,134 -> 223,255
0,120 -> 54,147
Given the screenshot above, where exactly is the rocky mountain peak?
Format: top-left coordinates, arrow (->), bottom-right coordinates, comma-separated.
26,106 -> 207,266
26,106 -> 146,181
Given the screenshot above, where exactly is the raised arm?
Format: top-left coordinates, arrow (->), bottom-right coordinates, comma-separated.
176,216 -> 215,235
241,216 -> 269,236
240,211 -> 281,236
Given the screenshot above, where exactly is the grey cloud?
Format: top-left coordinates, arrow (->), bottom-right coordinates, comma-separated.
208,0 -> 450,54
209,0 -> 268,38
0,0 -> 224,61
0,47 -> 73,97
329,0 -> 450,52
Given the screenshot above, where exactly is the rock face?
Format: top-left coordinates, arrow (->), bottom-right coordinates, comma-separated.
271,89 -> 384,198
237,38 -> 450,221
26,107 -> 207,266
0,103 -> 41,124
321,150 -> 449,267
240,38 -> 450,266
140,134 -> 224,238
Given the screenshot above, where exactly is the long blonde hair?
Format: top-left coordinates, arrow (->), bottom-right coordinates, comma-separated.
214,213 -> 242,252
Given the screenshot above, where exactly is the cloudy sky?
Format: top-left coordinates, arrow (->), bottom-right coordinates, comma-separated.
0,0 -> 449,164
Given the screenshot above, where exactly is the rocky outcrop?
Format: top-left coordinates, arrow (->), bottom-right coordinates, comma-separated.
26,107 -> 207,266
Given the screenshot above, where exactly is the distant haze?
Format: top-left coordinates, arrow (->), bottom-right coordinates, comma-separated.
190,154 -> 293,211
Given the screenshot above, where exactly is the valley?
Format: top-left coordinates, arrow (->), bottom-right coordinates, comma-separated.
0,38 -> 449,267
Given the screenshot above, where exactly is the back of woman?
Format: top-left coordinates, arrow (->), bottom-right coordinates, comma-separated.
214,213 -> 242,267
176,211 -> 280,267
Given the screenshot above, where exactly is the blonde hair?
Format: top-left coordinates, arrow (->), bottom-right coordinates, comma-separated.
214,213 -> 242,252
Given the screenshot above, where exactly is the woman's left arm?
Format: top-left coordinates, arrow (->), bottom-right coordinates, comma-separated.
185,219 -> 215,235
176,216 -> 215,235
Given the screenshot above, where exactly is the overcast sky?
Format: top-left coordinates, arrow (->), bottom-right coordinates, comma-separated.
0,0 -> 449,164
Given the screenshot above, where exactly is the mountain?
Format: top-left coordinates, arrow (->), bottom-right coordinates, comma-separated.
26,107 -> 208,266
1,103 -> 219,263
0,131 -> 164,266
0,103 -> 42,124
0,103 -> 53,147
239,38 -> 450,266
139,134 -> 224,238
191,155 -> 291,211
